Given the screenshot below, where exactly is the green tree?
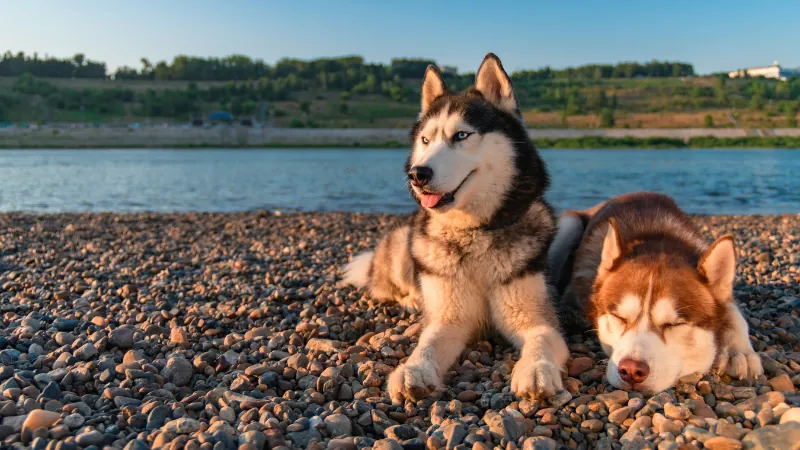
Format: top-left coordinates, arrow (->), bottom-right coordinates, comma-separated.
299,101 -> 311,116
749,94 -> 763,111
339,102 -> 349,114
230,98 -> 243,116
787,103 -> 798,128
703,114 -> 714,128
599,108 -> 615,128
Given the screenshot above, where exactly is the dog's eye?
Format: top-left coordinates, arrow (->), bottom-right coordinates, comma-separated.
662,322 -> 687,330
610,313 -> 628,325
421,136 -> 429,145
452,131 -> 472,142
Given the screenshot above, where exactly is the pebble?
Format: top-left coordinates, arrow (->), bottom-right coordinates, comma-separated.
0,212 -> 796,450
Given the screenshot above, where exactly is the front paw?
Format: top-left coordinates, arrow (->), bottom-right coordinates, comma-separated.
511,359 -> 563,399
387,360 -> 441,404
714,346 -> 763,379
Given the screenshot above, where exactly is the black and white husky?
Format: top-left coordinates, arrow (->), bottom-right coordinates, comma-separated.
341,54 -> 568,403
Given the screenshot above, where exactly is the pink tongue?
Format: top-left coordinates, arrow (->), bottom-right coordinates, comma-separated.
421,193 -> 443,208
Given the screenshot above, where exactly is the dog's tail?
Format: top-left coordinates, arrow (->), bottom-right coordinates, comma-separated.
340,225 -> 418,309
341,251 -> 374,288
547,201 -> 606,294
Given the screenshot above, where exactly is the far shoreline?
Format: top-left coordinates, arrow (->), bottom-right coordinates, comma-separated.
2,127 -> 800,149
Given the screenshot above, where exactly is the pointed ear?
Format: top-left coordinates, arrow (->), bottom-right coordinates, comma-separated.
475,53 -> 518,115
698,235 -> 736,301
600,219 -> 622,272
421,65 -> 447,116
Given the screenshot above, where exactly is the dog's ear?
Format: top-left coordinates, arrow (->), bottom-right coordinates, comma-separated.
421,65 -> 447,116
698,234 -> 736,302
600,218 -> 623,273
475,53 -> 519,116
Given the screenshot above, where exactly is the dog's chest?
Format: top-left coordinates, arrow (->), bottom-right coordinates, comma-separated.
413,225 -> 544,283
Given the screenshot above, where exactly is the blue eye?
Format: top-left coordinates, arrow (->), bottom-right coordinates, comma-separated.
453,131 -> 471,142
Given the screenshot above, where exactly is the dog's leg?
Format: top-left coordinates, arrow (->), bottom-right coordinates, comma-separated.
387,277 -> 481,404
491,272 -> 569,399
714,303 -> 763,379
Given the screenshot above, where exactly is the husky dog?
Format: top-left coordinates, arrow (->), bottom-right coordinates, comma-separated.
341,53 -> 568,403
548,192 -> 763,393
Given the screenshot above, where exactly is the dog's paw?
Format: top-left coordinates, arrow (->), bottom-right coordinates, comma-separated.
714,346 -> 763,379
511,358 -> 563,399
387,360 -> 440,404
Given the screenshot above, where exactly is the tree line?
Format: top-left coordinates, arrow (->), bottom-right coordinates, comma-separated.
3,51 -> 694,82
0,52 -> 106,79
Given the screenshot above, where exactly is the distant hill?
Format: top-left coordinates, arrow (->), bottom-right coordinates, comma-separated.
1,51 -> 798,129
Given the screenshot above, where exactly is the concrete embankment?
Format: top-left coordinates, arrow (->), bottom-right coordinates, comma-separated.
2,126 -> 800,148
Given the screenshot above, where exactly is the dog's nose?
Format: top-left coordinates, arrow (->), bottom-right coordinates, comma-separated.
618,358 -> 650,384
408,166 -> 434,186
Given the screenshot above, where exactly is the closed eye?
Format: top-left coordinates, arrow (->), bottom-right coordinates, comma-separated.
452,131 -> 473,142
610,313 -> 628,325
662,321 -> 687,330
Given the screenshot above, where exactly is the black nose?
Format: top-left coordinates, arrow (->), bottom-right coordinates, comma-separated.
408,166 -> 434,186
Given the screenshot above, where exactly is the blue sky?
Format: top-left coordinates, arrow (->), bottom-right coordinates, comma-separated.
2,0 -> 798,75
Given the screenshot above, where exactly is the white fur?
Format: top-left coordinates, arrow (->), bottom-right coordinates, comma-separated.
714,303 -> 763,378
651,298 -> 679,325
617,295 -> 643,321
340,251 -> 374,288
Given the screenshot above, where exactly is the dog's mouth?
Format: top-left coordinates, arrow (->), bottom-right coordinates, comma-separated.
417,170 -> 476,209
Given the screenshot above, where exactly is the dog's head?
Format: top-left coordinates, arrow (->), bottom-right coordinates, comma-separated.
405,53 -> 548,228
591,220 -> 736,392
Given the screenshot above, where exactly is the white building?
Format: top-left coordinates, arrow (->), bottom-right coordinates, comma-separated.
728,61 -> 800,81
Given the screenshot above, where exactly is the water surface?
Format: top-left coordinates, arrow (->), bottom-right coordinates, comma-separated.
0,148 -> 797,215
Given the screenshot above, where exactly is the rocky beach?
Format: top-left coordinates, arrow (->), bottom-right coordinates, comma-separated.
0,211 -> 798,450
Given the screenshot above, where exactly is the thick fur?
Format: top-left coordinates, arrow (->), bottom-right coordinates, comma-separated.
341,53 -> 568,403
549,192 -> 763,393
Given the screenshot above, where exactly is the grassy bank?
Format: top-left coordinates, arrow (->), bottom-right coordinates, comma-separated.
3,136 -> 800,149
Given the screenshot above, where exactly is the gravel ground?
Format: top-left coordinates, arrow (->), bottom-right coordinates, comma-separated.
0,211 -> 798,450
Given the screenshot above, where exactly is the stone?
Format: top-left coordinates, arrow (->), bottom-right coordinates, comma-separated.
522,437 -> 557,450
147,405 -> 171,430
109,327 -> 136,349
286,429 -> 322,448
162,418 -> 201,434
325,413 -> 353,437
306,338 -> 342,353
735,392 -> 784,414
238,431 -> 266,450
164,356 -> 193,386
768,374 -> 794,392
700,437 -> 742,450
664,403 -> 691,420
75,430 -> 105,446
441,422 -> 466,448
124,440 -> 151,450
609,406 -> 631,425
21,410 -> 61,434
568,357 -> 594,377
715,420 -> 745,440
596,390 -> 629,407
581,419 -> 604,432
170,327 -> 191,348
74,343 -> 98,360
742,422 -> 800,449
244,327 -> 270,340
40,381 -> 61,400
779,407 -> 800,424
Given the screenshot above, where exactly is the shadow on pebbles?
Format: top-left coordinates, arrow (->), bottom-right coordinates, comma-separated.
0,211 -> 798,450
